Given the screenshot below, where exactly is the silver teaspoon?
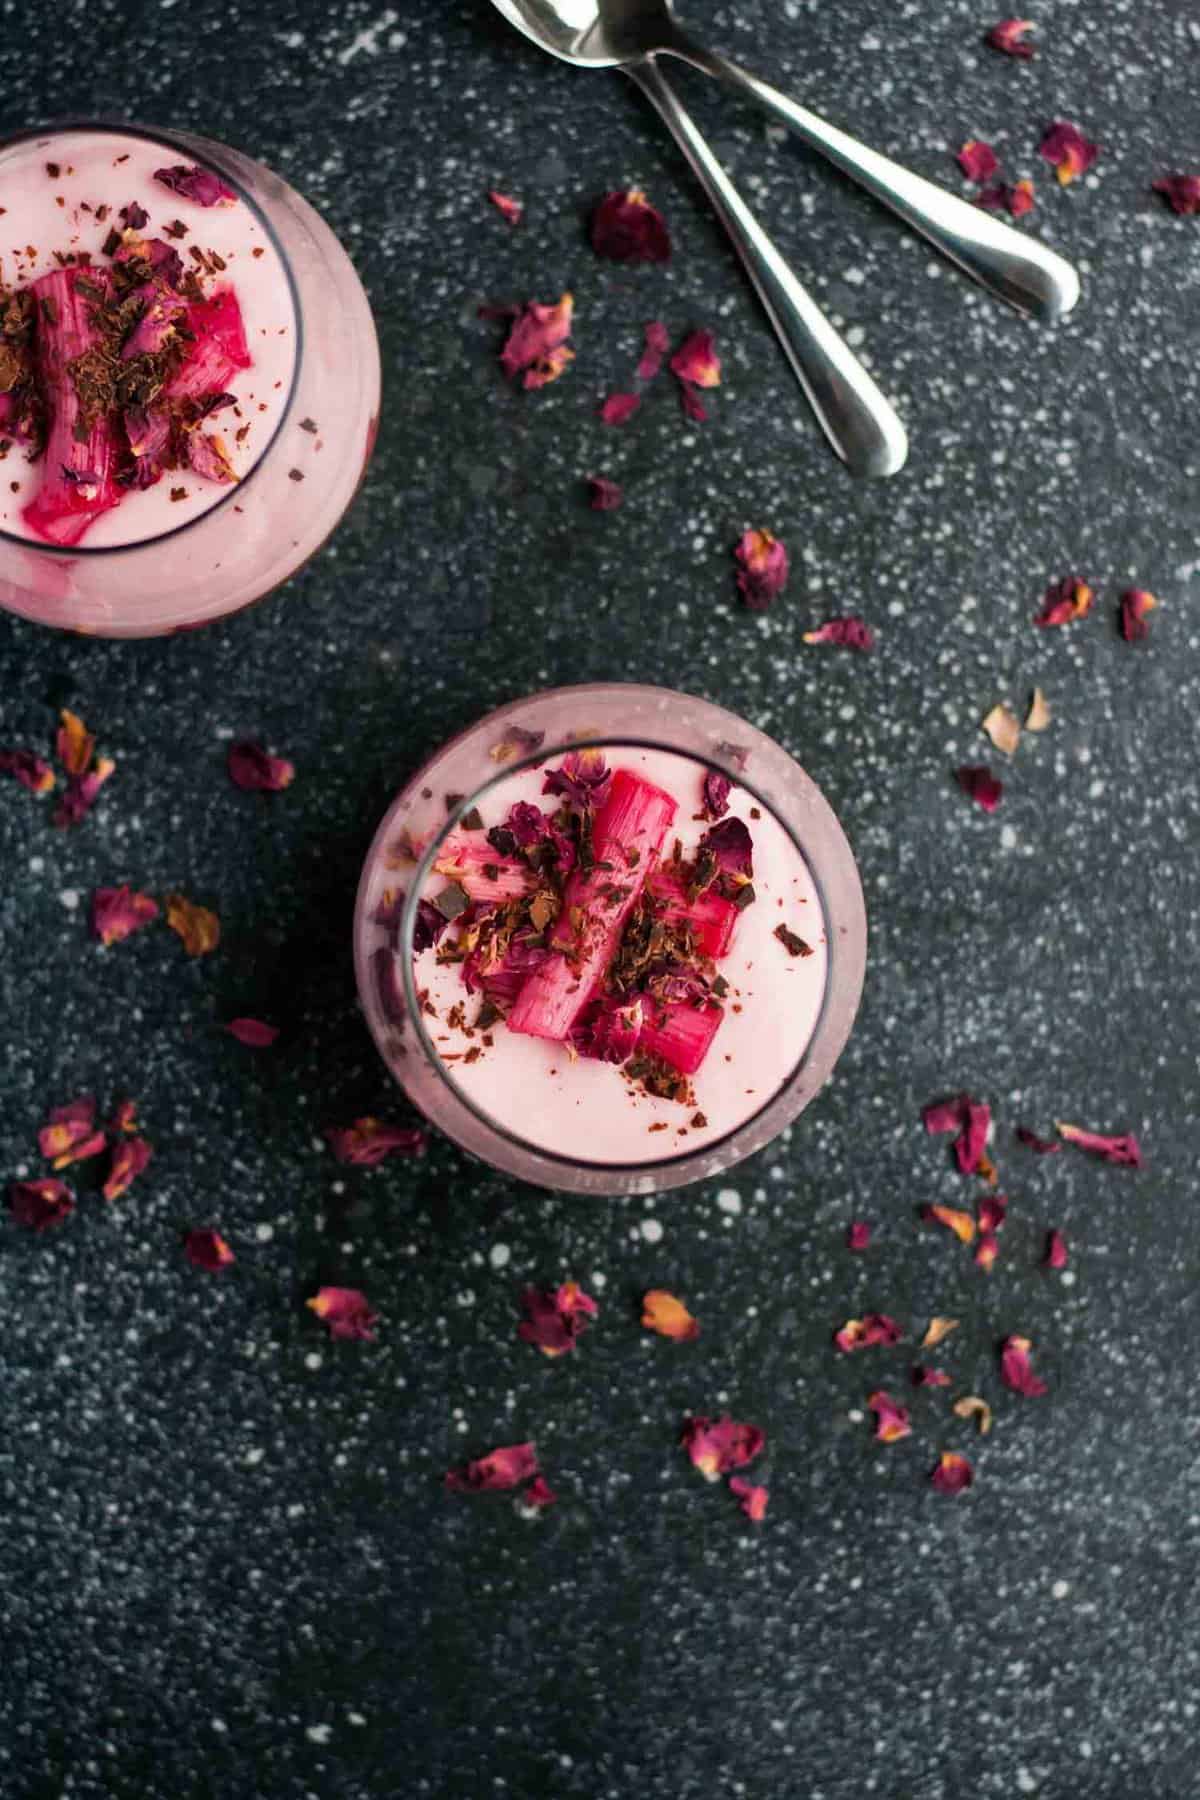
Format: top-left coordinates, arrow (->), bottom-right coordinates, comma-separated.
491,0 -> 1081,323
491,12 -> 907,476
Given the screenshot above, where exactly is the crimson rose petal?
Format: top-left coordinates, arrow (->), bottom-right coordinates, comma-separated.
587,475 -> 623,511
518,1280 -> 598,1356
0,750 -> 55,794
184,1228 -> 236,1271
590,188 -> 671,263
1154,174 -> 1200,216
931,1451 -> 974,1494
102,1136 -> 152,1201
324,1118 -> 429,1166
599,392 -> 640,426
985,18 -> 1036,58
867,1390 -> 912,1443
91,885 -> 159,946
1039,121 -> 1099,186
1119,588 -> 1156,642
958,140 -> 1000,183
847,1221 -> 872,1251
445,1442 -> 538,1493
500,294 -> 574,390
681,1414 -> 765,1481
1055,1121 -> 1141,1165
803,616 -> 875,650
523,1474 -> 558,1508
733,529 -> 788,610
9,1177 -> 74,1231
957,766 -> 1003,812
636,319 -> 671,380
487,189 -> 523,226
1044,1229 -> 1068,1270
728,1477 -> 768,1522
834,1313 -> 903,1352
153,164 -> 237,206
227,741 -> 294,791
307,1286 -> 378,1341
1036,574 -> 1094,627
999,1333 -> 1048,1396
226,1018 -> 280,1046
1016,1126 -> 1062,1154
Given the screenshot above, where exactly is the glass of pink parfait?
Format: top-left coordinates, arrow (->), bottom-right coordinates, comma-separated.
0,121 -> 380,636
353,684 -> 867,1196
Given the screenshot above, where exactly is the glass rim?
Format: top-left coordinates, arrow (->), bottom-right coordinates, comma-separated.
0,117 -> 303,558
393,731 -> 837,1178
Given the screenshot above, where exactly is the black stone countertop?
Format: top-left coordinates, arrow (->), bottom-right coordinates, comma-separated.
2,4 -> 1198,1797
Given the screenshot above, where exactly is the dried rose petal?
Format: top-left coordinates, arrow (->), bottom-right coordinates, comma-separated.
184,1228 -> 235,1271
924,1093 -> 992,1175
1016,1126 -> 1061,1153
982,703 -> 1021,755
518,1280 -> 598,1357
986,17 -> 1036,57
729,1476 -> 768,1522
166,894 -> 221,958
102,1135 -> 152,1202
953,1395 -> 993,1434
91,885 -> 159,946
1025,687 -> 1052,732
9,1176 -> 74,1231
678,383 -> 709,423
0,750 -> 55,794
912,1365 -> 952,1388
671,328 -> 721,422
1153,174 -> 1200,216
698,770 -> 731,821
1044,1229 -> 1068,1269
591,188 -> 671,263
958,140 -> 999,183
975,1232 -> 999,1273
734,528 -> 788,610
487,189 -> 523,226
599,392 -> 640,426
227,741 -> 294,791
847,1220 -> 871,1252
931,1450 -> 974,1493
834,1313 -> 903,1352
999,1333 -> 1048,1396
867,1390 -> 912,1443
153,164 -> 237,206
110,1099 -> 138,1134
957,765 -> 1003,812
445,1442 -> 537,1493
1036,574 -> 1093,627
500,293 -> 574,390
489,723 -> 546,764
977,179 -> 1036,217
53,756 -> 116,829
802,616 -> 875,651
924,1204 -> 976,1245
587,475 -> 623,511
698,815 -> 754,886
636,319 -> 671,380
977,1150 -> 999,1187
38,1097 -> 106,1170
1056,1121 -> 1141,1165
1119,588 -> 1156,643
226,1018 -> 279,1047
522,1475 -> 557,1508
307,1286 -> 378,1341
324,1118 -> 429,1166
542,748 -> 612,810
681,1414 -> 765,1481
1039,121 -> 1099,187
921,1316 -> 959,1349
56,708 -> 95,777
977,1194 -> 1008,1236
641,1289 -> 700,1340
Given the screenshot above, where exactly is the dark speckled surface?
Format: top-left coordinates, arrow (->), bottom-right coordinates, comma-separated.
2,3 -> 1199,1797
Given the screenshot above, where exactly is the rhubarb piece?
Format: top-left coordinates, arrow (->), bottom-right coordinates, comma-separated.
728,1477 -> 768,1522
642,1290 -> 700,1340
0,750 -> 54,794
985,18 -> 1036,57
225,1017 -> 279,1046
184,1228 -> 236,1271
153,164 -> 237,207
227,741 -> 294,791
647,866 -> 739,959
307,1286 -> 378,1341
23,269 -> 122,546
167,287 -> 251,403
462,933 -> 550,1012
433,834 -> 535,903
1119,588 -> 1156,642
931,1451 -> 974,1494
487,189 -> 523,225
591,188 -> 671,262
10,1177 -> 74,1232
507,769 -> 677,1041
681,1415 -> 764,1481
639,996 -> 724,1075
446,1442 -> 537,1493
518,1281 -> 597,1356
91,885 -> 159,945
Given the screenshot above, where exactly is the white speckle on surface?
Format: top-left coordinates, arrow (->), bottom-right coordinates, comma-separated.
489,1242 -> 510,1270
255,1223 -> 274,1242
58,888 -> 79,910
304,1352 -> 323,1372
211,1720 -> 227,1735
336,7 -> 397,64
717,1189 -> 742,1215
640,1218 -> 663,1244
1051,1579 -> 1070,1599
305,1724 -> 332,1745
1017,1770 -> 1037,1794
244,1447 -> 265,1466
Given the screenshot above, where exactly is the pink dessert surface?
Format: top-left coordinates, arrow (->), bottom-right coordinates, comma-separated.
0,129 -> 296,548
365,745 -> 829,1167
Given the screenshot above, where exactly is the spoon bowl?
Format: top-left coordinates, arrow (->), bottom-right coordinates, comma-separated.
488,0 -> 670,66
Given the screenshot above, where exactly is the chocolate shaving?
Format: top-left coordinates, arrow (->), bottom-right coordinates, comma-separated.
774,923 -> 813,957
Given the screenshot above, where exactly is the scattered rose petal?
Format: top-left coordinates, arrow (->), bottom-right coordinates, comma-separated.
184,1228 -> 235,1271
681,1414 -> 765,1481
1153,174 -> 1200,216
958,140 -> 999,183
153,164 -> 237,206
1055,1121 -> 1141,1165
1035,573 -> 1093,627
1016,1126 -> 1061,1153
9,1176 -> 74,1231
324,1118 -> 429,1166
102,1136 -> 152,1201
734,528 -> 788,610
671,329 -> 721,418
923,1093 -> 992,1175
542,748 -> 612,811
847,1220 -> 871,1252
802,616 -> 875,650
702,769 -> 731,820
226,1017 -> 279,1047
977,179 -> 1036,217
599,392 -> 640,426
55,708 -> 94,777
591,188 -> 671,262
1000,1333 -> 1048,1396
953,1396 -> 993,1434
518,1280 -> 598,1356
307,1286 -> 378,1341
227,741 -> 295,791
976,1149 -> 999,1187
921,1316 -> 960,1350
91,885 -> 159,946
489,723 -> 546,764
729,1476 -> 768,1522
522,1474 -> 557,1508
931,1450 -> 974,1494
975,1232 -> 999,1273
110,1099 -> 138,1134
867,1390 -> 912,1443
641,1289 -> 700,1340
500,293 -> 575,389
0,750 -> 55,794
1044,1229 -> 1068,1269
982,703 -> 1021,755
587,474 -> 623,511
636,319 -> 671,380
957,765 -> 1003,812
38,1097 -> 106,1169
912,1366 -> 952,1388
53,755 -> 116,829
166,894 -> 221,958
1039,120 -> 1099,186
445,1441 -> 538,1493
835,1314 -> 903,1353
924,1203 -> 976,1245
1025,687 -> 1052,731
986,17 -> 1036,57
698,815 -> 754,885
487,189 -> 523,226
976,1194 -> 1007,1238
1119,588 -> 1157,642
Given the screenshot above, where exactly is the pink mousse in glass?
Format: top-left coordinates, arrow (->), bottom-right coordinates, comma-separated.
354,685 -> 867,1195
0,123 -> 380,635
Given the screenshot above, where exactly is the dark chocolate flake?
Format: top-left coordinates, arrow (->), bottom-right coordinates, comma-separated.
433,882 -> 471,922
101,227 -> 121,257
774,923 -> 814,958
288,467 -> 304,482
459,807 -> 484,832
732,884 -> 757,911
299,417 -> 318,433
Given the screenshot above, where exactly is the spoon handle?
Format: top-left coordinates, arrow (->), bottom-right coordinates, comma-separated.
627,58 -> 906,479
668,39 -> 1079,323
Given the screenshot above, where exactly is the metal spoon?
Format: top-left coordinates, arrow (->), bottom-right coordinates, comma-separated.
491,0 -> 1081,323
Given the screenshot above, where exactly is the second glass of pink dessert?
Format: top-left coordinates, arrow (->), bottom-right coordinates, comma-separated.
354,685 -> 867,1195
0,122 -> 380,635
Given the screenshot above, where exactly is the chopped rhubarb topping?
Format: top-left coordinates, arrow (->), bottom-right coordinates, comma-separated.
639,996 -> 724,1076
167,287 -> 252,402
507,769 -> 676,1041
647,866 -> 739,959
433,834 -> 535,903
23,269 -> 122,545
571,994 -> 644,1065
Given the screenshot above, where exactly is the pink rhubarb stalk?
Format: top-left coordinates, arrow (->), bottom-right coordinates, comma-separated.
647,867 -> 739,959
508,770 -> 677,1040
433,836 -> 535,902
167,288 -> 251,403
23,270 -> 122,546
639,998 -> 725,1075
